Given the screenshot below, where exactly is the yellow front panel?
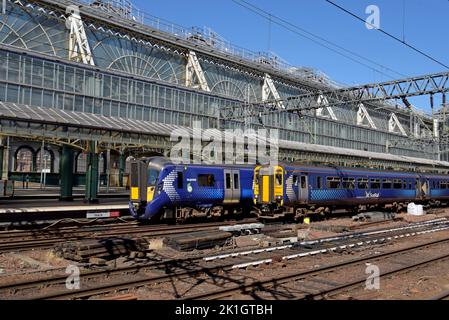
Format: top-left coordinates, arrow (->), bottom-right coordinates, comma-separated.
274,166 -> 284,198
274,166 -> 284,206
254,166 -> 261,204
262,175 -> 270,203
147,187 -> 155,202
131,187 -> 139,200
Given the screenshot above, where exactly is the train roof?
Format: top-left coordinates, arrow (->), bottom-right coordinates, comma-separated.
270,163 -> 449,178
144,157 -> 255,169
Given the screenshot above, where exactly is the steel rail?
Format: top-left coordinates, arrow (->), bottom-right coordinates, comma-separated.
0,219 -> 257,252
184,236 -> 449,300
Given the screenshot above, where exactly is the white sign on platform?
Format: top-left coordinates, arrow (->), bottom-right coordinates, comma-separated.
86,211 -> 121,219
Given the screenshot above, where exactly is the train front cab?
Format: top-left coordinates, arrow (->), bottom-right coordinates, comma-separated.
129,159 -> 157,218
254,165 -> 285,215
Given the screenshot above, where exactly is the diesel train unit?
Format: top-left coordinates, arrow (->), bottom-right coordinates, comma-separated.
129,157 -> 449,222
129,157 -> 254,221
254,164 -> 449,220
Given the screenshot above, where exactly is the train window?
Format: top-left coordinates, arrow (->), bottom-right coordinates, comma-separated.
357,178 -> 368,189
275,174 -> 283,186
300,176 -> 307,188
293,175 -> 298,186
342,178 -> 355,189
382,180 -> 392,189
441,182 -> 447,189
409,182 -> 413,190
393,179 -> 403,189
225,173 -> 231,189
198,174 -> 215,187
234,173 -> 239,189
148,169 -> 159,186
130,162 -> 139,187
370,179 -> 381,189
327,177 -> 341,189
317,177 -> 323,189
177,171 -> 183,189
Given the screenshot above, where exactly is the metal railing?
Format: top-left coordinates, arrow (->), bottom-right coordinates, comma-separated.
77,1 -> 430,116
79,0 -> 341,88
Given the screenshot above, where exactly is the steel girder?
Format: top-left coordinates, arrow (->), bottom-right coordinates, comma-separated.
221,71 -> 449,121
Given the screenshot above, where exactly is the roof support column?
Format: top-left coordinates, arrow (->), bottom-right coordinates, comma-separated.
262,74 -> 284,109
388,113 -> 407,136
0,144 -> 3,181
357,103 -> 377,129
316,95 -> 337,120
118,150 -> 125,188
85,141 -> 99,203
186,51 -> 210,91
1,137 -> 9,181
59,144 -> 74,201
66,6 -> 95,66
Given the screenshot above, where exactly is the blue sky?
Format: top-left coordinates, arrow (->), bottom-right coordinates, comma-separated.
133,0 -> 448,112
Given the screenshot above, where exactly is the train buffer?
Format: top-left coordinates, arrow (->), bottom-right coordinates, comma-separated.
219,223 -> 265,235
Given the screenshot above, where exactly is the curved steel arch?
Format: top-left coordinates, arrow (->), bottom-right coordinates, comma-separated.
0,2 -> 66,57
91,31 -> 184,84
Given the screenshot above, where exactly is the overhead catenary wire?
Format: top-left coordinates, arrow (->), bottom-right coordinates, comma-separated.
231,0 -> 408,80
325,0 -> 449,70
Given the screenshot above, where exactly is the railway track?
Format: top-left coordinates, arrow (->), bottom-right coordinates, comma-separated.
1,218 -> 449,300
0,218 -> 258,252
429,290 -> 449,300
186,236 -> 449,300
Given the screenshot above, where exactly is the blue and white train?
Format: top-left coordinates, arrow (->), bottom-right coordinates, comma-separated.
129,157 -> 254,221
254,163 -> 449,220
129,157 -> 449,222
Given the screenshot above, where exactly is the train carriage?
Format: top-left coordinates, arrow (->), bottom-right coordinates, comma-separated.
254,163 -> 449,220
129,157 -> 254,221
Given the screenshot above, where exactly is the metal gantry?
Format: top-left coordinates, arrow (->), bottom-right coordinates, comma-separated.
221,71 -> 449,121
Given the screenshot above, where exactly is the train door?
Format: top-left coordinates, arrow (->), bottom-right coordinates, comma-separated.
299,175 -> 309,203
416,178 -> 430,200
291,174 -> 300,202
224,169 -> 241,204
259,172 -> 273,204
422,179 -> 430,199
415,179 -> 421,199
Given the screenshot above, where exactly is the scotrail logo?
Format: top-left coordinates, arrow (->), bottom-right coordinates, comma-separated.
365,191 -> 380,199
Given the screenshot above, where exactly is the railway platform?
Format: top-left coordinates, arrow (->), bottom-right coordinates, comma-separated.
0,198 -> 129,222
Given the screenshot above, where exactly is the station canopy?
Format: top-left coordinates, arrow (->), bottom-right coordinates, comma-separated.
1,101 -> 449,168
